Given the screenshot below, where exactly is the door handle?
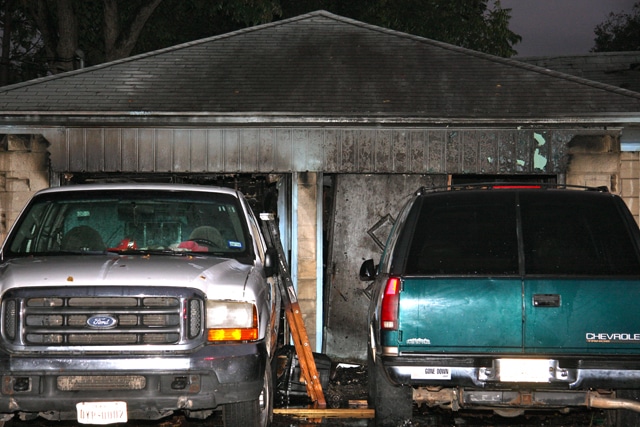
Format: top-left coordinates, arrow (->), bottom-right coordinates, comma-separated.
533,294 -> 560,307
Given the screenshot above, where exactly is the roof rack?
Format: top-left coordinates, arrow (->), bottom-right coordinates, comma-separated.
415,182 -> 610,196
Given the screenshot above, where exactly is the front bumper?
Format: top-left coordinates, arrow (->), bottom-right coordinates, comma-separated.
0,341 -> 267,421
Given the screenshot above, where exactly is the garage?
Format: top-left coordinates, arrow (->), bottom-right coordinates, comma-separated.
1,11 -> 640,363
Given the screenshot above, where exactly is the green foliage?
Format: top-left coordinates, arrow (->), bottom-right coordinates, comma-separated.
593,2 -> 640,52
0,0 -> 522,84
0,0 -> 47,85
278,0 -> 521,57
366,0 -> 520,57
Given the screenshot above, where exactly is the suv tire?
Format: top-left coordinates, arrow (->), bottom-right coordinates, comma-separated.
369,356 -> 413,426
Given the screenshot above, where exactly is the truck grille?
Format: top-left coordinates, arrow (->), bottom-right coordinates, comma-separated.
1,287 -> 203,349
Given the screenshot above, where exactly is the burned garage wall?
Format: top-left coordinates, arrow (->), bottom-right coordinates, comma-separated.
324,174 -> 448,362
322,128 -> 602,363
44,126 -> 575,175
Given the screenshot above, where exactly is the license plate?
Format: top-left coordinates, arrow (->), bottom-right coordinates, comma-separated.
498,358 -> 552,383
76,401 -> 128,425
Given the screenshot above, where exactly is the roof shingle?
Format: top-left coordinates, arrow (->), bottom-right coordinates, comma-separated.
1,11 -> 640,120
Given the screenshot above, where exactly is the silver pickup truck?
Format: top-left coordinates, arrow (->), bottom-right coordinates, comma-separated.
0,183 -> 280,427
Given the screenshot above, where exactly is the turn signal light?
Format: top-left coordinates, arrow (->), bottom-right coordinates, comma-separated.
208,328 -> 258,342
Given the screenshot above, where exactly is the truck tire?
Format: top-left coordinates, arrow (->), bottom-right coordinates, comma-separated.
223,363 -> 273,427
368,357 -> 413,426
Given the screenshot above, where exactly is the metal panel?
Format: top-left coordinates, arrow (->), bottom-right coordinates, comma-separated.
462,130 -> 479,173
86,129 -> 104,172
498,130 -> 516,173
240,129 -> 260,171
49,126 -> 579,175
224,129 -> 240,171
138,129 -> 154,172
274,129 -> 292,171
206,129 -> 223,171
67,129 -> 85,171
188,129 -> 207,172
478,130 -> 498,173
258,128 -> 275,171
103,129 -> 122,171
427,130 -> 446,172
155,129 -> 173,171
324,130 -> 340,172
121,128 -> 139,171
173,130 -> 191,172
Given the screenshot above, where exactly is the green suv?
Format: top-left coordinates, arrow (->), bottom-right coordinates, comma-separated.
360,184 -> 640,426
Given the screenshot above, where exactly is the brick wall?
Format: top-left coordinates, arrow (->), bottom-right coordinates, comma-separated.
621,152 -> 640,224
0,135 -> 49,244
566,133 -> 640,225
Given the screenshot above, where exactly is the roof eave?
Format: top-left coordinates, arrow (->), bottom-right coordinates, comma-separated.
0,112 -> 638,128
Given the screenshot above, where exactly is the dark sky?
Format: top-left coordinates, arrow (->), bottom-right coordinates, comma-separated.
501,0 -> 636,57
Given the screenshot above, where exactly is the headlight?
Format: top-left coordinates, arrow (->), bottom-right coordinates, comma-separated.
205,301 -> 258,342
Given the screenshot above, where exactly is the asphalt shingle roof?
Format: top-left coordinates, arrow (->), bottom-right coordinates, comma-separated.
521,52 -> 640,94
1,10 -> 640,120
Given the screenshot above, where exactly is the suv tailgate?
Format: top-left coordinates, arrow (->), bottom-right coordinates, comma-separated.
525,278 -> 640,353
398,277 -> 522,353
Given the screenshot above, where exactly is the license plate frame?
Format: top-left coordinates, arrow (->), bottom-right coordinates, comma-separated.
76,401 -> 128,425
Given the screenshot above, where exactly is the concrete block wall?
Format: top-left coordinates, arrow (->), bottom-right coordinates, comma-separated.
0,135 -> 49,244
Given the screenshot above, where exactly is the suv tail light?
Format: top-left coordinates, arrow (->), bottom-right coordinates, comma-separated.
381,277 -> 400,330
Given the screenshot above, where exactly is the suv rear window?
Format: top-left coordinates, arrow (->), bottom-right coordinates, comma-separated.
404,190 -> 640,276
405,192 -> 519,275
520,191 -> 640,275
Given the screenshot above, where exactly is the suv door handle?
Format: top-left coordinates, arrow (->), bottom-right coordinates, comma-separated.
533,294 -> 561,307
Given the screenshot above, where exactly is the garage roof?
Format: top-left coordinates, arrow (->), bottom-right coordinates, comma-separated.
1,10 -> 640,124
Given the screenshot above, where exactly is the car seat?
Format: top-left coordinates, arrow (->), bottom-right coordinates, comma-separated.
61,225 -> 106,252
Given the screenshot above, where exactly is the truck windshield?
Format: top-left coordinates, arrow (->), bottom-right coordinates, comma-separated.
4,189 -> 250,258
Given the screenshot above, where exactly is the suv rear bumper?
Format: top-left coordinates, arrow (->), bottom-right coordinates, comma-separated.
381,354 -> 640,390
0,341 -> 267,421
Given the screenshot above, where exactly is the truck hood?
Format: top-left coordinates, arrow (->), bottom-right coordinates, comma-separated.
0,254 -> 256,301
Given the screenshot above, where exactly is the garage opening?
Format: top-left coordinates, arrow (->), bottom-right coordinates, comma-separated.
61,172 -> 284,217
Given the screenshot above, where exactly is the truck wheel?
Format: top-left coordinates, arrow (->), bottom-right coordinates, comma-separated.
223,363 -> 273,427
368,356 -> 413,426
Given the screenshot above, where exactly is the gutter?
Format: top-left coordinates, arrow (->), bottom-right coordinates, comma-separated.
0,112 -> 638,128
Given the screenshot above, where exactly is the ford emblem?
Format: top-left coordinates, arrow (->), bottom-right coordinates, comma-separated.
86,315 -> 118,329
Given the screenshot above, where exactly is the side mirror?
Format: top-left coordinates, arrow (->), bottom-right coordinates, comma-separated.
359,259 -> 377,281
264,247 -> 278,277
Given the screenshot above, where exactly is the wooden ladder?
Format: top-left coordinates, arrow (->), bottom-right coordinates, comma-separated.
260,213 -> 327,409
